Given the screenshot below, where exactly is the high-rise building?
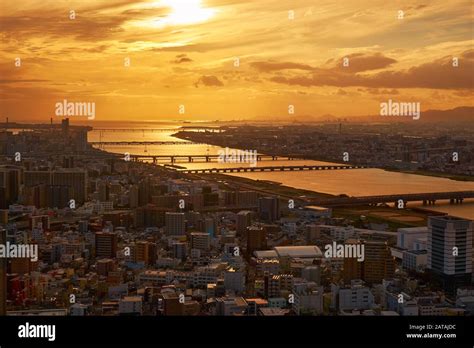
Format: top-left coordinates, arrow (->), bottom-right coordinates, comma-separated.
24,169 -> 88,205
46,185 -> 72,208
165,212 -> 186,236
95,232 -> 118,258
223,191 -> 237,206
61,118 -> 70,135
98,181 -> 110,202
190,232 -> 211,252
172,242 -> 187,261
135,205 -> 168,228
343,239 -> 363,284
135,241 -> 157,265
337,280 -> 374,311
24,185 -> 47,208
224,267 -> 245,293
428,216 -> 473,292
138,178 -> 151,206
237,191 -> 259,207
0,165 -> 21,207
397,227 -> 429,250
52,170 -> 88,205
237,211 -> 252,236
203,217 -> 216,237
129,185 -> 139,208
247,226 -> 266,254
258,197 -> 280,222
363,240 -> 395,285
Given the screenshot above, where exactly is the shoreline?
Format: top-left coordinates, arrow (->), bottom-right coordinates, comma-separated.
172,131 -> 473,183
89,132 -> 473,223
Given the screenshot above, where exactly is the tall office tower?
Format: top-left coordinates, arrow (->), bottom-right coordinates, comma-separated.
138,178 -> 151,206
165,212 -> 186,236
258,196 -> 280,222
0,165 -> 21,207
203,218 -> 216,237
61,118 -> 70,135
172,242 -> 187,261
236,211 -> 252,237
95,232 -> 118,258
135,241 -> 157,265
237,191 -> 259,207
46,185 -> 72,208
362,239 -> 395,285
129,185 -> 139,208
74,129 -> 88,151
428,216 -> 473,292
223,191 -> 237,206
342,239 -> 363,284
52,169 -> 88,205
135,205 -> 168,228
24,185 -> 46,208
190,232 -> 211,252
246,226 -> 267,254
97,181 -> 109,202
0,228 -> 6,315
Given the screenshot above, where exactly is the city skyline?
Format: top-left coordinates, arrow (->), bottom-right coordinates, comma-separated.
0,1 -> 473,345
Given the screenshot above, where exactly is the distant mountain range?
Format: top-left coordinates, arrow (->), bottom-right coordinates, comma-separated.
251,106 -> 473,123
349,106 -> 473,123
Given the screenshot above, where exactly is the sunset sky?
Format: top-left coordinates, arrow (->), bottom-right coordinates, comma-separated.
0,0 -> 473,122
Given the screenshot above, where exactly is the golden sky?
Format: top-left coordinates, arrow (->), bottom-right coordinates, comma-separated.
0,0 -> 473,122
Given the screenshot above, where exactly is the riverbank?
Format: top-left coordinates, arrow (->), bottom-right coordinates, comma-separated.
386,168 -> 474,182
173,131 -> 473,182
196,172 -> 437,230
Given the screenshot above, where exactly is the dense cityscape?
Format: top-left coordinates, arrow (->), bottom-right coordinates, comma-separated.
1,0 -> 473,344
1,119 -> 473,318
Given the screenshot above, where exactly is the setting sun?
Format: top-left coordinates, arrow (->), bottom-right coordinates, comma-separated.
154,0 -> 216,26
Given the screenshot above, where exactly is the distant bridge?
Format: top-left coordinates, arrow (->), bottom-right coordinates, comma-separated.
306,191 -> 474,207
128,154 -> 299,163
181,164 -> 369,174
90,141 -> 200,146
93,127 -> 222,133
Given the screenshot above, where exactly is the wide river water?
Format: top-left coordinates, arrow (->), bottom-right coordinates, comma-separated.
89,126 -> 474,219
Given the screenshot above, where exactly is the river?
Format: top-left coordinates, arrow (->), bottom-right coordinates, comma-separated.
89,126 -> 474,219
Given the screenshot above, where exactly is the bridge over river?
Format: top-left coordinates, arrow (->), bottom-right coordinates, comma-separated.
305,191 -> 474,207
180,164 -> 370,173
